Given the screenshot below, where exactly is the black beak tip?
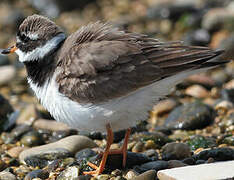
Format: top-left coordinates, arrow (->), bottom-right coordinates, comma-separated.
0,48 -> 11,55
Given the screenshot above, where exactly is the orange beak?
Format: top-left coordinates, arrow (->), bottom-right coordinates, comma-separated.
1,45 -> 18,54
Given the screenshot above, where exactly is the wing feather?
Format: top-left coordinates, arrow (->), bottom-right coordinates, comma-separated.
56,22 -> 225,104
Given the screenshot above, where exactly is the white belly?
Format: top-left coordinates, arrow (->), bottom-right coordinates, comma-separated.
28,69 -> 208,132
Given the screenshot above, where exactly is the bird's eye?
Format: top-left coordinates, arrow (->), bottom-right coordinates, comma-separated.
17,32 -> 30,43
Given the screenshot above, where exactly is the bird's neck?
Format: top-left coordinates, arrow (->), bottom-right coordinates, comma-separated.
24,38 -> 65,87
24,51 -> 57,87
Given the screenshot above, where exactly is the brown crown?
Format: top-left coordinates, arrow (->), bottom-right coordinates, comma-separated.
18,14 -> 64,41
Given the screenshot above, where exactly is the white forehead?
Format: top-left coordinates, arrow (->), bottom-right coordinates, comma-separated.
16,33 -> 66,62
16,33 -> 39,43
27,33 -> 39,40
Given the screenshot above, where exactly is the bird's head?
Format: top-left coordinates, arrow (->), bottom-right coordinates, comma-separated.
2,14 -> 66,62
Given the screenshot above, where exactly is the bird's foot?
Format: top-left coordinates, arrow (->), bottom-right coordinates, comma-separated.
83,162 -> 103,176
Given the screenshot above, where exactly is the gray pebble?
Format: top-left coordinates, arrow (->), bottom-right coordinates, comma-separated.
162,142 -> 191,160
24,169 -> 49,180
165,101 -> 216,130
57,165 -> 80,180
0,171 -> 16,180
19,135 -> 97,167
133,170 -> 156,180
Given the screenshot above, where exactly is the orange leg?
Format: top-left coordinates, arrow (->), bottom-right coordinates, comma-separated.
83,123 -> 114,176
108,128 -> 131,167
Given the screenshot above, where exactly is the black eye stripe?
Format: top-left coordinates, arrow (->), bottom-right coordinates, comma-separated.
17,32 -> 30,42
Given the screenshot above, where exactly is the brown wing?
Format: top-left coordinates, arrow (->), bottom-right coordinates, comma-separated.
56,22 -> 225,104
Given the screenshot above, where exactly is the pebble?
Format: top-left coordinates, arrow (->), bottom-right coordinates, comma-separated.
211,69 -> 229,86
33,119 -> 70,131
75,148 -> 97,161
202,8 -> 234,31
221,89 -> 234,104
0,159 -> 6,171
0,55 -> 9,66
0,94 -> 14,132
24,169 -> 49,180
96,174 -> 111,180
134,161 -> 168,173
133,132 -> 171,147
152,99 -> 178,116
185,74 -> 215,88
158,160 -> 234,180
143,149 -> 158,159
7,146 -> 28,158
168,160 -> 187,168
20,130 -> 44,147
162,142 -> 191,160
132,142 -> 144,153
165,101 -> 216,130
186,135 -> 216,151
19,135 -> 97,167
215,100 -> 233,115
183,29 -> 210,46
5,124 -> 32,144
105,152 -> 151,170
222,136 -> 234,146
125,170 -> 139,179
224,79 -> 234,89
0,171 -> 16,180
0,65 -> 16,86
133,170 -> 156,180
57,165 -> 80,180
16,104 -> 40,125
193,148 -> 234,161
185,85 -> 209,98
182,157 -> 195,165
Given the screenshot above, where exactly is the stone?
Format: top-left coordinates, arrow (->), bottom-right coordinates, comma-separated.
152,99 -> 178,116
0,65 -> 16,86
24,169 -> 49,180
210,69 -> 229,86
33,119 -> 70,131
193,148 -> 234,161
162,142 -> 191,160
133,132 -> 171,147
0,160 -> 6,171
168,160 -> 187,168
0,171 -> 16,180
0,55 -> 9,66
186,135 -> 216,151
0,94 -> 15,132
132,142 -> 144,153
7,146 -> 28,158
16,104 -> 40,125
158,160 -> 234,180
96,174 -> 111,180
20,130 -> 44,147
185,85 -> 209,99
57,166 -> 80,180
202,7 -> 234,31
186,74 -> 215,88
19,135 -> 97,167
104,152 -> 151,170
133,170 -> 156,180
165,101 -> 216,130
5,124 -> 32,144
222,136 -> 234,146
183,29 -> 210,46
75,148 -> 97,161
221,89 -> 234,104
134,161 -> 168,173
125,170 -> 139,179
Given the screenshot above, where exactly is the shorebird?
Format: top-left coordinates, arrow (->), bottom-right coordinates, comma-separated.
1,14 -> 227,175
